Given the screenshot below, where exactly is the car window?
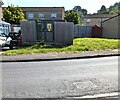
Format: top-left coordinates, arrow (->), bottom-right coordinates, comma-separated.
9,32 -> 20,40
15,33 -> 19,38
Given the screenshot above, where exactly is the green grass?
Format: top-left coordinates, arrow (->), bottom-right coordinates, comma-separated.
2,38 -> 120,56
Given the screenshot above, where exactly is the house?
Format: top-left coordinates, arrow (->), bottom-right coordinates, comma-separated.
19,7 -> 65,21
0,0 -> 3,20
102,14 -> 119,39
2,7 -> 65,21
81,14 -> 118,27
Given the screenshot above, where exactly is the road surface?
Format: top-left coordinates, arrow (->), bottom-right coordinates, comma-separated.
2,56 -> 119,98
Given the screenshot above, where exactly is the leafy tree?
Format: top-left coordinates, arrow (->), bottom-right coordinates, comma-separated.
97,2 -> 120,14
73,6 -> 87,16
2,5 -> 25,24
73,6 -> 81,12
97,5 -> 108,14
64,10 -> 80,24
109,2 -> 120,14
81,9 -> 87,16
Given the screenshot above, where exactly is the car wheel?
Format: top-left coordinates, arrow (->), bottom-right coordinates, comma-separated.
9,41 -> 13,50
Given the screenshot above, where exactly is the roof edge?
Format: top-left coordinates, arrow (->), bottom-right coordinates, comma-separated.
102,13 -> 120,23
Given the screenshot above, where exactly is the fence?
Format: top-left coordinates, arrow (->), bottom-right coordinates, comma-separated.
74,25 -> 92,38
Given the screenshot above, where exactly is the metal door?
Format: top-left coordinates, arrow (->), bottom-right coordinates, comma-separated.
36,21 -> 54,42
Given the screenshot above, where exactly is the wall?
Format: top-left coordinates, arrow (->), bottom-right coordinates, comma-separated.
25,11 -> 63,20
20,7 -> 65,21
102,15 -> 119,39
82,14 -> 117,26
82,18 -> 108,27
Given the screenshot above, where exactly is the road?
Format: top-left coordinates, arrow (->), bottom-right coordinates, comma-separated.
2,56 -> 119,99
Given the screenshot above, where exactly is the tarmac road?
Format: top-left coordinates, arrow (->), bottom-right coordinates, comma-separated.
2,56 -> 119,99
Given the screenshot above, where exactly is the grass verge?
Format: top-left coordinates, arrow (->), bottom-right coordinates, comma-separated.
2,38 -> 120,56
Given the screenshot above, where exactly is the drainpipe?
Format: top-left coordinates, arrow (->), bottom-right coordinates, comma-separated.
100,17 -> 103,27
100,17 -> 103,37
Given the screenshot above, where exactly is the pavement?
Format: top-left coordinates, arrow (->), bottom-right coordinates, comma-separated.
1,96 -> 120,100
1,49 -> 120,62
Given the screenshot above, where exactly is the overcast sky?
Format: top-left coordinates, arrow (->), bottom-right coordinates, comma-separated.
2,0 -> 119,13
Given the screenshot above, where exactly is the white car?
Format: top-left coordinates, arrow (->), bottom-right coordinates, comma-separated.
0,32 -> 13,49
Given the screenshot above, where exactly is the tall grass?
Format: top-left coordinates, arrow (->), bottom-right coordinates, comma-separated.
2,38 -> 120,56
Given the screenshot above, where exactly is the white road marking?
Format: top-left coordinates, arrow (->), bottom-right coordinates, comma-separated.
68,92 -> 119,99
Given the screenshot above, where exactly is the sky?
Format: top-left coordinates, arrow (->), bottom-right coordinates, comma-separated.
2,0 -> 119,14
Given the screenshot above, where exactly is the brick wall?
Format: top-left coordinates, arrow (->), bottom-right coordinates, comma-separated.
82,18 -> 108,26
82,14 -> 117,26
20,7 -> 65,21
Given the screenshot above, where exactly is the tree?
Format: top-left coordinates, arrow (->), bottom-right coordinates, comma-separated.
109,2 -> 120,14
64,10 -> 80,25
81,9 -> 87,16
97,2 -> 120,14
73,6 -> 81,12
2,5 -> 25,24
73,6 -> 87,16
97,5 -> 108,14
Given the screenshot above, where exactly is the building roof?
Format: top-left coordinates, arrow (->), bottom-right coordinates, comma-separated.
83,14 -> 118,18
102,13 -> 120,23
19,7 -> 65,12
2,7 -> 65,12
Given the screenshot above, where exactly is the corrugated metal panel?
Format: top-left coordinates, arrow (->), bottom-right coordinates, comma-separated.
54,22 -> 74,45
20,21 -> 37,45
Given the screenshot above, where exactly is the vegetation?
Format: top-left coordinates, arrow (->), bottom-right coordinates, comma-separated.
97,5 -> 107,14
109,2 -> 120,14
97,2 -> 120,14
64,10 -> 81,24
73,6 -> 87,16
2,38 -> 120,56
2,5 -> 25,24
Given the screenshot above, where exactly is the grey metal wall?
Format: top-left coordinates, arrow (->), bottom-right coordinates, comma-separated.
102,15 -> 119,39
20,21 -> 74,45
74,25 -> 92,38
20,21 -> 37,45
54,22 -> 74,45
